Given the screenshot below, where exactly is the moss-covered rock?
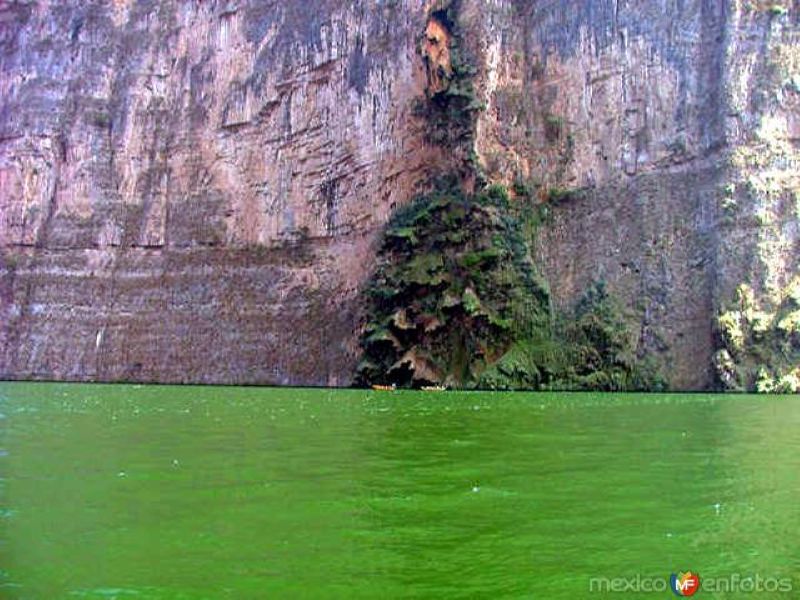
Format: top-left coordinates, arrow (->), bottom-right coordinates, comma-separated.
356,181 -> 550,388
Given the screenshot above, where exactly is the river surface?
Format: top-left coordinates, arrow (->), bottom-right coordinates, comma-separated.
0,383 -> 798,598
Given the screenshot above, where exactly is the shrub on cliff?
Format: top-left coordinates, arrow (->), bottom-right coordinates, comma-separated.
554,281 -> 665,392
715,281 -> 800,393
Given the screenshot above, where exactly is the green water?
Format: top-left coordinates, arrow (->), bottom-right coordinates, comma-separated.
0,384 -> 798,599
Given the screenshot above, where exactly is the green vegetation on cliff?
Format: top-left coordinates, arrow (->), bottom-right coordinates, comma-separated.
356,181 -> 549,388
556,282 -> 665,391
356,181 -> 665,391
715,280 -> 800,393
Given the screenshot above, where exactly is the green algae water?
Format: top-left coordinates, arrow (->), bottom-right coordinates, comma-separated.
1,383 -> 798,599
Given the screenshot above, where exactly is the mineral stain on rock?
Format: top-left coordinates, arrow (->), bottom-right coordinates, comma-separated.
421,12 -> 454,96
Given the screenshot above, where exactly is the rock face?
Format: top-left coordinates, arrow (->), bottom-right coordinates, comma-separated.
0,0 -> 438,385
1,0 -> 797,389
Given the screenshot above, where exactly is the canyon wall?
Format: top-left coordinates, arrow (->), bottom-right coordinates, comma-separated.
1,0 -> 797,389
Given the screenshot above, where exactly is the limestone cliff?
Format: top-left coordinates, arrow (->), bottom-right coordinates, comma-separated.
1,0 -> 798,390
